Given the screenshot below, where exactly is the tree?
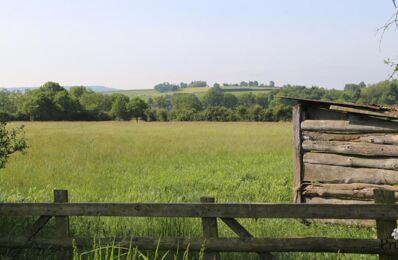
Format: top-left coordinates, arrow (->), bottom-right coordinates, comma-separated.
223,93 -> 238,108
171,94 -> 202,111
0,121 -> 27,169
154,82 -> 180,92
111,95 -> 131,120
269,81 -> 275,87
202,86 -> 224,107
188,81 -> 207,88
129,97 -> 149,121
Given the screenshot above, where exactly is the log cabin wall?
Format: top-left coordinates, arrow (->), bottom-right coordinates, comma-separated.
289,98 -> 398,205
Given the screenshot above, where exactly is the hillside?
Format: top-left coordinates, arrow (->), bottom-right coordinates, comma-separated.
108,86 -> 275,99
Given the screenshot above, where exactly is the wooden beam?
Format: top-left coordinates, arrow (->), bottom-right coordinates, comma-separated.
6,215 -> 52,258
301,117 -> 398,133
304,163 -> 398,185
3,202 -> 398,219
1,236 -> 398,254
303,152 -> 398,170
54,189 -> 71,260
302,140 -> 398,157
302,131 -> 398,145
220,218 -> 275,260
329,105 -> 398,119
200,197 -> 220,260
303,183 -> 398,200
374,189 -> 397,260
292,104 -> 304,203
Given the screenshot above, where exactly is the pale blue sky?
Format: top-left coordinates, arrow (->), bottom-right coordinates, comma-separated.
0,0 -> 397,89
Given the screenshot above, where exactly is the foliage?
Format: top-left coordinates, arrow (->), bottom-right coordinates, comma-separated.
0,121 -> 27,169
2,80 -> 398,122
154,82 -> 180,93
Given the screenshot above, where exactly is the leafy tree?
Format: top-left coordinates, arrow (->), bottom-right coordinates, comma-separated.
111,95 -> 131,120
154,82 -> 180,92
188,81 -> 207,88
129,97 -> 149,121
152,95 -> 172,109
0,121 -> 27,169
223,93 -> 238,108
172,94 -> 202,111
202,86 -> 224,107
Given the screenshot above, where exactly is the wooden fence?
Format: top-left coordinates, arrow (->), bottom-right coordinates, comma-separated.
1,189 -> 398,260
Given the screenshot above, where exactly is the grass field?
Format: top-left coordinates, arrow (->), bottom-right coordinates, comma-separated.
107,86 -> 273,99
0,122 -> 376,259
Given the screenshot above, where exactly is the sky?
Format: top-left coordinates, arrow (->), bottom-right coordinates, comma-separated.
0,0 -> 397,90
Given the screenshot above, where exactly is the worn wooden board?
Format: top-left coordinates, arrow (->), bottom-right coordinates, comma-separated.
302,140 -> 398,157
303,183 -> 398,200
303,152 -> 398,170
2,236 -> 398,254
292,104 -> 304,203
304,163 -> 398,185
301,116 -> 398,133
3,202 -> 398,219
302,131 -> 398,145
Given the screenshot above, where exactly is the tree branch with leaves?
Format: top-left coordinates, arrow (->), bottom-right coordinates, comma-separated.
0,122 -> 28,169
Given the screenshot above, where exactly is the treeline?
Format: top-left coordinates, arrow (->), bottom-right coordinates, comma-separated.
154,81 -> 207,92
1,80 -> 398,122
0,82 -> 149,121
153,80 -> 275,93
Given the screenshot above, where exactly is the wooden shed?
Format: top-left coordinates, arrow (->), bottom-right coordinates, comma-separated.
283,96 -> 398,206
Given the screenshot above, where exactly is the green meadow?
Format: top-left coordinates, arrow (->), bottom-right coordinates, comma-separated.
0,122 -> 376,259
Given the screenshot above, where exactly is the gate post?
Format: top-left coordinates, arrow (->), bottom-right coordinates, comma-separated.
54,189 -> 71,260
200,197 -> 220,260
374,189 -> 396,260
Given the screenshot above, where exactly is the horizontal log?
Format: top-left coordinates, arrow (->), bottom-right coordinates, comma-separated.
1,236 -> 398,254
303,153 -> 398,170
302,141 -> 398,157
301,117 -> 398,133
305,197 -> 372,204
303,132 -> 398,145
304,163 -> 398,185
303,183 -> 398,200
3,202 -> 398,220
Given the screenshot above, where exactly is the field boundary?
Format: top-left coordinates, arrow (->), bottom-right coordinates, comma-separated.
1,189 -> 398,259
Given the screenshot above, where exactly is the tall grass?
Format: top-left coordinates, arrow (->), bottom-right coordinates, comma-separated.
0,122 -> 377,259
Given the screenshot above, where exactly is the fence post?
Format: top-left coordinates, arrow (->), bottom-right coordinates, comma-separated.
374,189 -> 396,260
54,189 -> 71,260
200,197 -> 220,260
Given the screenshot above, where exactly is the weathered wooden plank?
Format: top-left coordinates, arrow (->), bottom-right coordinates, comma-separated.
301,117 -> 398,133
303,153 -> 398,170
374,189 -> 397,260
302,140 -> 398,157
304,163 -> 398,185
220,218 -> 275,260
200,197 -> 220,260
2,236 -> 398,254
4,202 -> 398,219
303,183 -> 398,200
302,131 -> 398,145
305,197 -> 372,204
54,190 -> 71,260
292,104 -> 304,203
330,105 -> 398,119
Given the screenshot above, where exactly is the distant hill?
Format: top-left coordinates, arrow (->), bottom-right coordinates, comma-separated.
2,86 -> 120,93
108,86 -> 277,99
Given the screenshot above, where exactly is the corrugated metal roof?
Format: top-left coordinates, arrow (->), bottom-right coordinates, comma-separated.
279,96 -> 398,119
